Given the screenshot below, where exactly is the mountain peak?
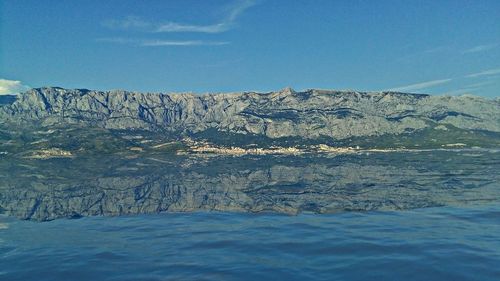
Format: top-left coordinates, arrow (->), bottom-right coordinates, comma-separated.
279,87 -> 296,94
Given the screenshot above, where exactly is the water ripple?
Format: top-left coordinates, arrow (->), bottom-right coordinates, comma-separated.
2,204 -> 499,280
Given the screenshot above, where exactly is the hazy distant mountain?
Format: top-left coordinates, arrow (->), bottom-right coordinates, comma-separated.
1,87 -> 499,150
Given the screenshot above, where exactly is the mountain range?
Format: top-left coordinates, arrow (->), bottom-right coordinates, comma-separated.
1,87 -> 499,155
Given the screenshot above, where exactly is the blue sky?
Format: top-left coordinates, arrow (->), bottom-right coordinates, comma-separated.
1,0 -> 499,97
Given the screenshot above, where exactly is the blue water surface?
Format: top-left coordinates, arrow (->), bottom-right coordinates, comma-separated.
1,204 -> 499,281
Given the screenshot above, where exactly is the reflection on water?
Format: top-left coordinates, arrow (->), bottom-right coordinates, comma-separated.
0,150 -> 499,221
1,151 -> 499,280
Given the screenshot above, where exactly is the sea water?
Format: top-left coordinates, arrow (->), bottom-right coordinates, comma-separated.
0,150 -> 499,280
1,205 -> 500,281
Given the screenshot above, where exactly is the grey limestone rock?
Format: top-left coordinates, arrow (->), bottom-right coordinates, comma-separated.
1,87 -> 499,140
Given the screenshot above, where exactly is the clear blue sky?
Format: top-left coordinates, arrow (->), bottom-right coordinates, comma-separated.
1,0 -> 499,97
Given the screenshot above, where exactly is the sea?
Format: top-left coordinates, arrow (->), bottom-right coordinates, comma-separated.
1,150 -> 499,280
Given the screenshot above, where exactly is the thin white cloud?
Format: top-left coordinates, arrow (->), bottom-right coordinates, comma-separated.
465,68 -> 500,78
465,80 -> 496,88
104,0 -> 256,34
387,78 -> 452,92
142,40 -> 229,47
385,67 -> 499,94
226,0 -> 256,21
462,43 -> 498,54
97,38 -> 229,47
155,22 -> 229,33
104,18 -> 231,33
0,79 -> 31,95
444,88 -> 480,96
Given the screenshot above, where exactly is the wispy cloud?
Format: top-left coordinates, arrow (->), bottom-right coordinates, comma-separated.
465,68 -> 500,78
465,80 -> 496,88
387,78 -> 452,92
103,0 -> 256,34
399,42 -> 498,63
462,43 -> 498,54
0,79 -> 31,95
444,78 -> 497,95
444,87 -> 480,96
97,38 -> 229,47
143,40 -> 229,47
155,22 -> 229,33
386,66 -> 500,95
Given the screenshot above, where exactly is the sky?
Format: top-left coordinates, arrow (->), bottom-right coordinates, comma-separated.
1,0 -> 499,97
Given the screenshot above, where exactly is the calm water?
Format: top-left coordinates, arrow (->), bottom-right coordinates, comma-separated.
1,150 -> 499,280
1,205 -> 500,281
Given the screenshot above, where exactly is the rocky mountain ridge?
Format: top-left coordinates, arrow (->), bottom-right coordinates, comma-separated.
1,87 -> 499,142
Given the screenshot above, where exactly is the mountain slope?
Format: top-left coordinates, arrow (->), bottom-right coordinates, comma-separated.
1,87 -> 499,149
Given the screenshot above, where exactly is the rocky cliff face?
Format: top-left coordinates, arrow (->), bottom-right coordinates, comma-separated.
1,87 -> 499,140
